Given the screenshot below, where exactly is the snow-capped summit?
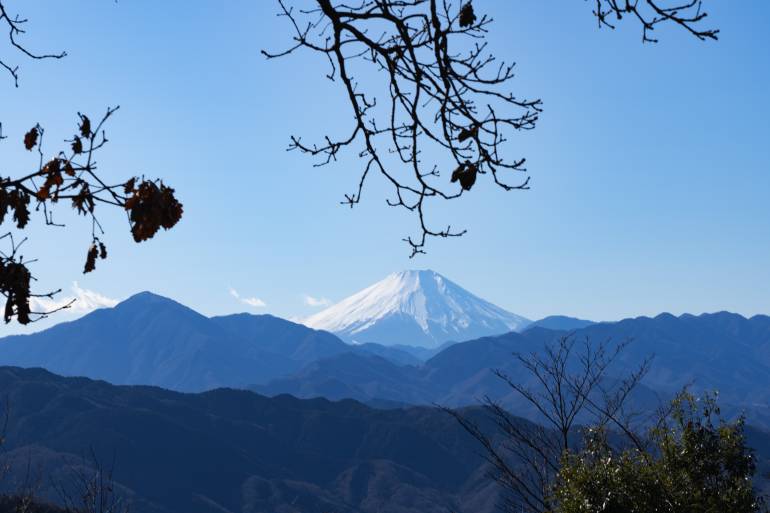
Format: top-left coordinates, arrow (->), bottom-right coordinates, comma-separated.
303,270 -> 530,348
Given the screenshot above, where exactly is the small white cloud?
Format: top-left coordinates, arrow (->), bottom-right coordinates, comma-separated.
241,297 -> 267,308
29,282 -> 118,315
229,287 -> 267,308
303,294 -> 331,308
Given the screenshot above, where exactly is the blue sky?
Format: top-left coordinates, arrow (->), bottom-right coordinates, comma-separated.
1,1 -> 769,335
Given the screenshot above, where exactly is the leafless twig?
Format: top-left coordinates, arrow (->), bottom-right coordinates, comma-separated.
266,0 -> 716,256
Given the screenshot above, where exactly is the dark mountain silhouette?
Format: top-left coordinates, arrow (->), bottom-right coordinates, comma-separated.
254,352 -> 432,405
210,311 -> 349,363
0,293 -> 419,392
2,367 -> 770,513
255,328 -> 660,422
3,293 -> 770,424
0,292 -> 263,392
526,315 -> 595,331
0,496 -> 65,513
577,312 -> 770,408
0,366 -> 504,513
257,313 -> 770,424
352,343 -> 424,366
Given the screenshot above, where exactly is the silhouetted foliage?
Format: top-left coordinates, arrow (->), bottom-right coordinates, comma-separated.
552,391 -> 764,513
447,336 -> 766,513
0,396 -> 128,513
54,451 -> 128,513
0,2 -> 183,325
0,495 -> 65,513
266,0 -> 717,256
444,335 -> 650,512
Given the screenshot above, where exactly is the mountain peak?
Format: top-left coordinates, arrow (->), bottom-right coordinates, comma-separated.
111,291 -> 208,323
392,269 -> 438,277
122,290 -> 167,301
303,271 -> 530,348
116,291 -> 183,309
526,315 -> 595,331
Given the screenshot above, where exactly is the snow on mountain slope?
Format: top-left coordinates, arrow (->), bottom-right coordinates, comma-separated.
303,270 -> 530,348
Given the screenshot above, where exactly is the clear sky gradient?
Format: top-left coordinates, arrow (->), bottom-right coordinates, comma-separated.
1,1 -> 769,335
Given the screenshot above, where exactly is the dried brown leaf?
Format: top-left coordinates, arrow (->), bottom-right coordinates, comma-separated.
459,2 -> 476,28
24,127 -> 39,151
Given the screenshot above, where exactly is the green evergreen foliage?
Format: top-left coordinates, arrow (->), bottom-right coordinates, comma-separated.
551,392 -> 765,513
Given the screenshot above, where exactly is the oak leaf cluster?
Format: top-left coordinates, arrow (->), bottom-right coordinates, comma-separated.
1,109 -> 183,324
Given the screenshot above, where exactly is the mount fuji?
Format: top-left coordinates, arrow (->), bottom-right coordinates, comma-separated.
302,270 -> 531,348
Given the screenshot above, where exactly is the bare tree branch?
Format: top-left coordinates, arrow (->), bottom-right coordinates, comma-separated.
0,108 -> 183,324
265,0 -> 538,256
446,335 -> 651,512
0,3 -> 183,325
0,1 -> 66,87
266,0 -> 716,256
591,0 -> 719,43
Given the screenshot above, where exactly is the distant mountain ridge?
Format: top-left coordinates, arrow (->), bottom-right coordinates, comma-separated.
526,315 -> 595,331
0,292 -> 415,392
3,289 -> 769,427
2,366 -> 769,513
303,270 -> 531,348
0,366 -> 506,513
259,311 -> 770,426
